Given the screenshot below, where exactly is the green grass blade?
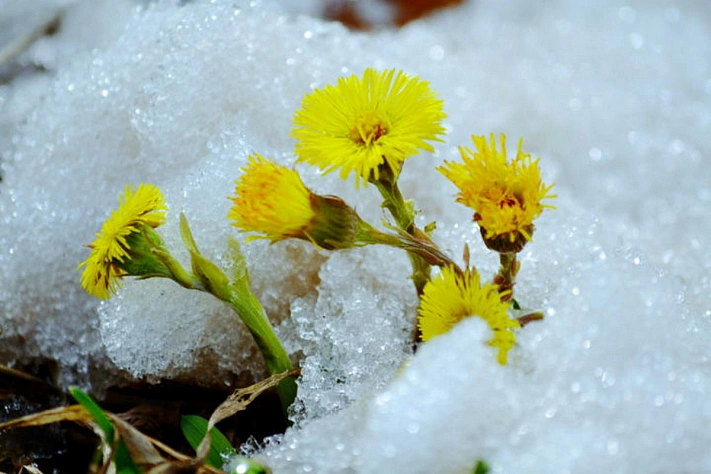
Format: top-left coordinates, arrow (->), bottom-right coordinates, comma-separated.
69,386 -> 114,440
69,387 -> 143,474
181,414 -> 237,468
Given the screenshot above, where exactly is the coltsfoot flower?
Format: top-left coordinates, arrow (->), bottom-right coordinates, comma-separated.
292,68 -> 446,186
228,154 -> 365,250
417,266 -> 520,365
79,184 -> 167,299
228,154 -> 314,241
439,133 -> 555,253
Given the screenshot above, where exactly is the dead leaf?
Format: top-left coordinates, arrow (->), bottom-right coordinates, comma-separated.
0,404 -> 93,431
0,372 -> 297,474
110,415 -> 165,466
208,369 -> 300,428
19,465 -> 44,474
194,369 -> 299,467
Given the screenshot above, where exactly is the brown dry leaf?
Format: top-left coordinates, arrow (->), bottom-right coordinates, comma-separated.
110,415 -> 165,466
107,414 -> 224,474
193,369 -> 300,465
0,372 -> 296,474
0,403 -> 222,474
19,465 -> 45,474
145,462 -> 222,474
0,404 -> 113,474
208,369 -> 300,428
0,404 -> 93,431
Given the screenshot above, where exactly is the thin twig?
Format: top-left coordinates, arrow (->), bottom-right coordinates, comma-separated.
0,10 -> 63,67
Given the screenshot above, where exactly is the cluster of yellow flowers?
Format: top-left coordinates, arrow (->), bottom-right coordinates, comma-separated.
79,68 -> 555,372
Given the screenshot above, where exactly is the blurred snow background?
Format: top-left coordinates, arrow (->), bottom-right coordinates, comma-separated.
1,0 -> 710,472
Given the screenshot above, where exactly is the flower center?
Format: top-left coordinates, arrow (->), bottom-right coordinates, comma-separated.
499,195 -> 519,208
496,189 -> 523,209
349,111 -> 388,146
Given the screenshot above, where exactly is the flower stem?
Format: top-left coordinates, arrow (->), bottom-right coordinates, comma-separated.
494,252 -> 518,301
226,293 -> 297,414
372,171 -> 413,230
371,165 -> 432,298
160,253 -> 297,415
176,215 -> 296,414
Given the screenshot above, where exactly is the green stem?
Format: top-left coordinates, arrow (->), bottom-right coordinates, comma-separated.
227,293 -> 297,414
124,218 -> 297,416
371,170 -> 431,297
372,173 -> 413,231
160,256 -> 297,414
174,215 -> 297,415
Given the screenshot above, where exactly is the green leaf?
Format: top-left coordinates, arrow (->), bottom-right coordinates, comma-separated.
69,387 -> 114,441
472,460 -> 490,474
69,387 -> 143,474
190,249 -> 234,302
181,414 -> 237,469
226,236 -> 250,286
179,213 -> 200,255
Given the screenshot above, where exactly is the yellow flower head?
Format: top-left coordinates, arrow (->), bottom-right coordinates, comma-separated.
439,133 -> 555,251
229,154 -> 314,242
79,184 -> 167,299
228,154 -> 364,250
418,266 -> 520,365
292,68 -> 446,186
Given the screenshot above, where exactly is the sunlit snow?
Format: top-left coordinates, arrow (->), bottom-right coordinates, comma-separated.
1,1 -> 710,472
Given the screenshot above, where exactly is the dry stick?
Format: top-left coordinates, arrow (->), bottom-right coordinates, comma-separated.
0,11 -> 63,67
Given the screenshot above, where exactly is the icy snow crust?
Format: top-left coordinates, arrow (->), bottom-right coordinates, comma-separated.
1,0 -> 710,472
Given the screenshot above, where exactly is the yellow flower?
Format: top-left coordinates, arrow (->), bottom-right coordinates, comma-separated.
292,68 -> 446,186
439,133 -> 555,251
418,266 -> 519,365
79,184 -> 167,299
228,154 -> 314,242
228,154 -> 365,250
